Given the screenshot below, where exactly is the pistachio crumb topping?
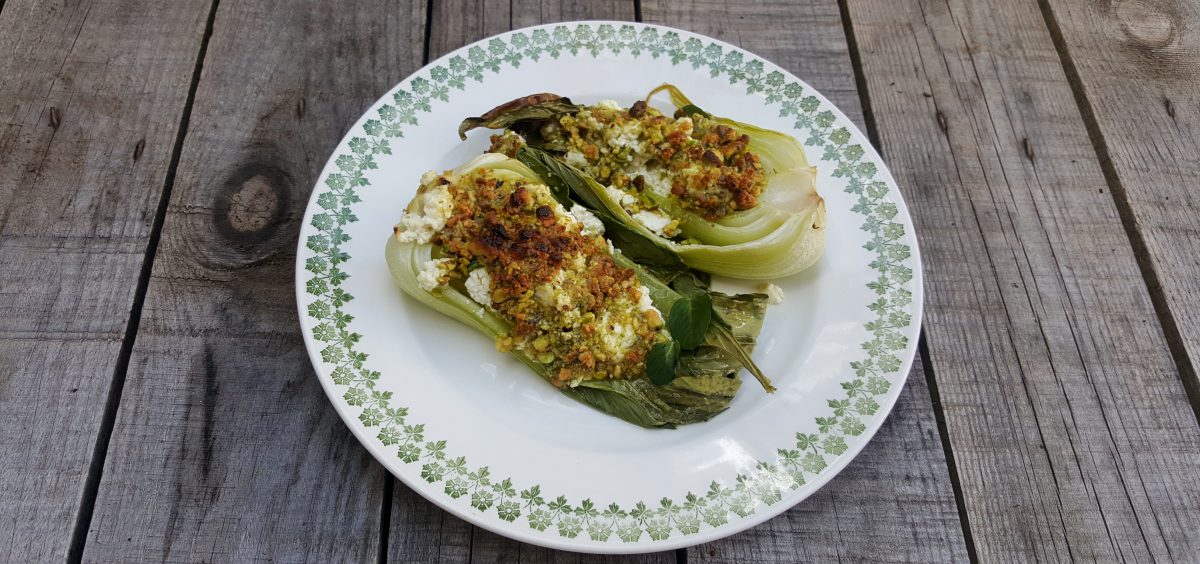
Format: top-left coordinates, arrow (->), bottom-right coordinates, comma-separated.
402,167 -> 664,386
490,101 -> 769,224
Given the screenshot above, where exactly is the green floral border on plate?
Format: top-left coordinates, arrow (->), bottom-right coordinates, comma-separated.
301,23 -> 914,544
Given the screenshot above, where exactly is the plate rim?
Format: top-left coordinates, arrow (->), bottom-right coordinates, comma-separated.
294,20 -> 924,554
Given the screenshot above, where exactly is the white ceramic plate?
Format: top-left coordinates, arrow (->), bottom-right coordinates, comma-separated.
296,22 -> 922,553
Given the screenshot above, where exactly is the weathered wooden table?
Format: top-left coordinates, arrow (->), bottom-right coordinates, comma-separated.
3,0 -> 1199,561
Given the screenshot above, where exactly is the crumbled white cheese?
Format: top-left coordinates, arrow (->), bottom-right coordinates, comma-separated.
625,162 -> 672,197
603,184 -> 637,209
605,120 -> 644,152
598,311 -> 639,356
534,281 -> 573,310
534,284 -> 555,307
539,121 -> 562,139
569,206 -> 605,237
632,209 -> 672,236
420,169 -> 439,185
636,286 -> 655,312
564,149 -> 589,168
636,286 -> 663,323
676,116 -> 694,135
597,99 -> 621,110
760,283 -> 784,305
417,258 -> 453,291
395,184 -> 453,244
465,268 -> 493,306
576,110 -> 604,131
535,266 -> 576,311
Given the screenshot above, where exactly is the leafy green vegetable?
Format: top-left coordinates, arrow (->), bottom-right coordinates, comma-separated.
677,292 -> 772,391
477,86 -> 827,280
610,251 -> 772,392
707,313 -> 774,393
515,146 -> 574,207
458,95 -> 581,140
564,374 -> 739,428
517,147 -> 687,270
385,154 -> 773,429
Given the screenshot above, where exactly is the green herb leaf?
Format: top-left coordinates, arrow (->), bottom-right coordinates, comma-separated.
668,293 -> 712,350
646,341 -> 681,385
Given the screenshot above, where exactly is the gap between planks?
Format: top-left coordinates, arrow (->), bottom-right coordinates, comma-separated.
1033,0 -> 1200,427
63,1 -> 223,562
378,474 -> 395,564
918,332 -> 980,564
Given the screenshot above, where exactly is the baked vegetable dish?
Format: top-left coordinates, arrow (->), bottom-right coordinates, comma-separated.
459,84 -> 825,280
386,87 -> 823,427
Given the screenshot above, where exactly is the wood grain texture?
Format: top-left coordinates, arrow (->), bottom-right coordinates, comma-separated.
0,1 -> 211,561
426,0 -> 637,61
1042,0 -> 1200,412
689,358 -> 970,563
844,0 -> 1200,560
387,2 -> 670,562
80,1 -> 426,562
394,484 -> 672,563
642,1 -> 970,561
466,530 -> 675,564
644,0 -> 863,124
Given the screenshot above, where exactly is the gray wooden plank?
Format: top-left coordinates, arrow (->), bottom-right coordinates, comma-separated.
389,2 -> 672,562
510,0 -> 638,28
644,0 -> 864,123
79,1 -> 427,562
843,0 -> 1200,561
0,1 -> 212,561
1042,0 -> 1200,418
467,529 -> 675,564
641,2 -> 970,561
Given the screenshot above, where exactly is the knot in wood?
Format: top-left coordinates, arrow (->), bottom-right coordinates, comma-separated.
214,163 -> 292,250
228,175 -> 279,233
1117,1 -> 1178,50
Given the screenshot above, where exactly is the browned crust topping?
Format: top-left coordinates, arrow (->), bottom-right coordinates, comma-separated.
554,103 -> 768,221
431,170 -> 662,385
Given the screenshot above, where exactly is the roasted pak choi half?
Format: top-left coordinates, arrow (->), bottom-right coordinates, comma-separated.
385,154 -> 774,428
458,85 -> 825,280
